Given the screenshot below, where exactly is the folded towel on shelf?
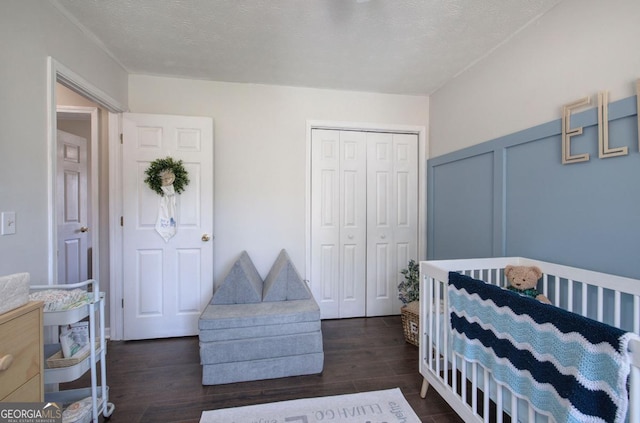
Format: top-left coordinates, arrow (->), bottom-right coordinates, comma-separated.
448,271 -> 638,423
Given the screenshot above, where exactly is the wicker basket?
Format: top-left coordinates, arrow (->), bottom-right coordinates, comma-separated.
400,302 -> 419,346
46,342 -> 99,369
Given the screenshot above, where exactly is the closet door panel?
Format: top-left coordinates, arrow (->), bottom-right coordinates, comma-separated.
367,133 -> 395,316
311,129 -> 341,319
367,133 -> 418,316
393,134 -> 419,283
339,131 -> 367,318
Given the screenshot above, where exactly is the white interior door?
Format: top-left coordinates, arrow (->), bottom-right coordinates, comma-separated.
366,133 -> 418,316
310,129 -> 418,319
122,113 -> 214,340
56,129 -> 89,284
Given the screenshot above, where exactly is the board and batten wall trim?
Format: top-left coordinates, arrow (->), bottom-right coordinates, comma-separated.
427,94 -> 639,279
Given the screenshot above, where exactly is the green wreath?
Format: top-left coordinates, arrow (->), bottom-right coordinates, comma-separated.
144,157 -> 190,196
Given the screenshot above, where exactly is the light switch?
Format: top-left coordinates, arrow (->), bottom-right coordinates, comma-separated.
1,212 -> 16,235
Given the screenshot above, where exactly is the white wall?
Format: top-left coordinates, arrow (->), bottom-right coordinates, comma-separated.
430,0 -> 640,158
128,75 -> 429,284
0,1 -> 127,282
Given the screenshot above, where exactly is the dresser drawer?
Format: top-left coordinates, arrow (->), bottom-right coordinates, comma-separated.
3,374 -> 42,402
0,303 -> 42,400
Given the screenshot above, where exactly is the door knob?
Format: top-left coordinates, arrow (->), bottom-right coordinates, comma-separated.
80,226 -> 89,233
202,234 -> 212,242
380,234 -> 386,239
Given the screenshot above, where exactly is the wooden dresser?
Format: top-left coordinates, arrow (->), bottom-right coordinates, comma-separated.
0,301 -> 43,402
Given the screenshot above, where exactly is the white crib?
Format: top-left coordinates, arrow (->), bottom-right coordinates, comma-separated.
419,257 -> 640,423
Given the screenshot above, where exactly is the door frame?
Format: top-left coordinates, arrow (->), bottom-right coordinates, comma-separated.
305,120 -> 428,291
46,57 -> 126,338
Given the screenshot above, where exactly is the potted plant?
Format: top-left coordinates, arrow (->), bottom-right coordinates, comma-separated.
398,259 -> 420,346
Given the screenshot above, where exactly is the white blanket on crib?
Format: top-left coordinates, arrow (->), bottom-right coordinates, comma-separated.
448,271 -> 637,423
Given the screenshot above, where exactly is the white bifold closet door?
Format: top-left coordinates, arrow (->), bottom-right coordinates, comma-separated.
311,129 -> 418,319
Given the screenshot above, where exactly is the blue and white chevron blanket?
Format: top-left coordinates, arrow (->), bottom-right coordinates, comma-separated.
448,271 -> 637,423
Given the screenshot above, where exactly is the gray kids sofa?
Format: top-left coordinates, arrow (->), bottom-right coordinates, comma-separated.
199,250 -> 324,385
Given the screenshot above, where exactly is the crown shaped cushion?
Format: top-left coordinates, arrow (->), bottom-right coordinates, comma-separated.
262,249 -> 311,302
211,251 -> 263,304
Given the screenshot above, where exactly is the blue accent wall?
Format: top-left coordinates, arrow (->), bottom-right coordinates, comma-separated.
428,95 -> 640,279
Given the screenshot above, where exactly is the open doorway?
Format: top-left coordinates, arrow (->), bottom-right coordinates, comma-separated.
47,57 -> 126,338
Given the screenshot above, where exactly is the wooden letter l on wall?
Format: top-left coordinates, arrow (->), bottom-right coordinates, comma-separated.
598,91 -> 628,159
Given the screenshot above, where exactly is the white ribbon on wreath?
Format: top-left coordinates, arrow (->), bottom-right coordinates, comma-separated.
155,170 -> 177,242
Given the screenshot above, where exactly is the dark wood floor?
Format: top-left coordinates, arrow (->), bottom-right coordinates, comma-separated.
63,316 -> 463,422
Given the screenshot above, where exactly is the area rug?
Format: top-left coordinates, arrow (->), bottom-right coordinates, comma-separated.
199,388 -> 421,423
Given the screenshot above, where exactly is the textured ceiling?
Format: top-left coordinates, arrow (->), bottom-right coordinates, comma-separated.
51,0 -> 563,95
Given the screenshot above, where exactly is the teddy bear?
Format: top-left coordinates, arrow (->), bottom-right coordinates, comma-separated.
504,265 -> 551,304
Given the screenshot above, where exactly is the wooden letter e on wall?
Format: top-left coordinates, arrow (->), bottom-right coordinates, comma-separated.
562,97 -> 591,164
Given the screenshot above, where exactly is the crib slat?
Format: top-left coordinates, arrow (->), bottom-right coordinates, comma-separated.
635,295 -> 640,334
435,280 -> 441,376
461,356 -> 467,408
427,277 -> 434,371
597,286 -> 604,322
483,368 -> 489,423
471,363 -> 478,415
452,350 -> 458,396
511,392 -> 518,422
496,385 -> 503,423
442,289 -> 449,387
528,404 -> 535,423
614,290 -> 621,328
581,281 -> 588,318
566,279 -> 573,312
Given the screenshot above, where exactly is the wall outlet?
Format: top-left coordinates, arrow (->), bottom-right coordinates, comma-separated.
1,212 -> 16,235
